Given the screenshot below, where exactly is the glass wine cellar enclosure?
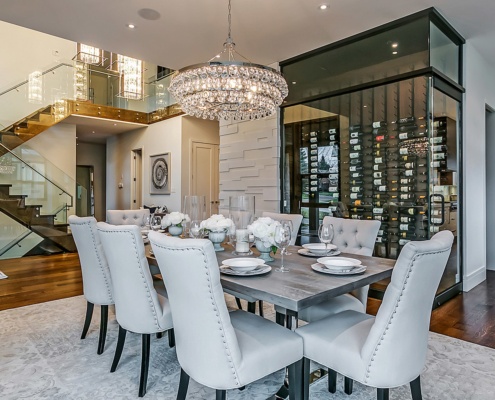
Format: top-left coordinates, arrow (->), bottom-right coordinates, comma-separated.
280,8 -> 464,304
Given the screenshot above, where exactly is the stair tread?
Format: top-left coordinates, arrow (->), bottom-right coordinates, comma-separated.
31,225 -> 68,237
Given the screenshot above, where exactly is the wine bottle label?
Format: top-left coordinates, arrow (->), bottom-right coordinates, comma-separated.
350,138 -> 360,145
378,186 -> 386,191
432,145 -> 446,152
400,217 -> 410,223
352,145 -> 362,151
374,172 -> 382,178
431,161 -> 444,167
373,207 -> 384,214
311,150 -> 318,155
372,121 -> 387,128
433,120 -> 446,128
376,237 -> 383,243
350,132 -> 361,138
349,166 -> 357,172
351,187 -> 361,192
332,193 -> 339,198
405,170 -> 414,176
329,128 -> 337,134
350,159 -> 361,165
329,174 -> 338,179
374,179 -> 383,185
352,172 -> 361,178
401,187 -> 410,192
310,168 -> 318,173
329,167 -> 338,173
376,135 -> 385,142
378,230 -> 384,236
430,226 -> 440,232
328,206 -> 337,211
400,193 -> 411,199
310,131 -> 317,137
433,153 -> 445,160
399,239 -> 411,245
431,217 -> 442,224
399,132 -> 408,140
310,138 -> 317,143
375,157 -> 384,163
310,156 -> 318,161
310,144 -> 317,149
329,141 -> 338,147
351,215 -> 361,220
373,165 -> 380,171
400,178 -> 410,184
328,186 -> 338,192
432,209 -> 441,216
310,187 -> 317,192
399,117 -> 415,124
311,162 -> 318,167
350,152 -> 360,159
400,148 -> 408,155
310,181 -> 318,186
310,175 -> 317,179
430,137 -> 443,144
350,193 -> 358,199
404,162 -> 414,169
329,134 -> 336,141
407,208 -> 415,215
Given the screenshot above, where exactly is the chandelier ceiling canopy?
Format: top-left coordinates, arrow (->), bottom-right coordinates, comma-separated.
168,0 -> 288,121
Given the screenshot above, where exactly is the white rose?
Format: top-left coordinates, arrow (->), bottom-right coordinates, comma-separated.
161,215 -> 171,228
217,218 -> 233,231
169,212 -> 183,225
252,223 -> 269,239
257,217 -> 273,225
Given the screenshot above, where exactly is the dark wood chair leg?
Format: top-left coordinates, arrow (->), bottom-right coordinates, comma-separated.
377,388 -> 389,400
258,300 -> 264,317
81,301 -> 94,339
97,305 -> 108,355
235,297 -> 243,310
216,390 -> 226,400
156,332 -> 163,339
111,326 -> 127,372
168,328 -> 175,348
288,358 -> 303,400
410,376 -> 422,400
177,368 -> 190,400
247,302 -> 256,313
286,314 -> 293,330
139,334 -> 151,397
302,357 -> 310,400
344,377 -> 353,395
327,369 -> 337,393
275,311 -> 285,326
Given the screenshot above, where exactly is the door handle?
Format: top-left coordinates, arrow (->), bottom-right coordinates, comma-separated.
429,194 -> 445,226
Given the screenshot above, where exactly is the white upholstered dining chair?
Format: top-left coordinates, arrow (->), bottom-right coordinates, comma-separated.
148,232 -> 304,400
296,230 -> 454,400
97,222 -> 173,397
69,215 -> 113,355
261,212 -> 304,246
106,209 -> 150,227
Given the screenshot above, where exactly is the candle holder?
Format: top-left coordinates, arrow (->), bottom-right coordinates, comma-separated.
229,195 -> 255,256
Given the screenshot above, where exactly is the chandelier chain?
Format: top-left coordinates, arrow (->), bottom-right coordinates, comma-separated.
228,0 -> 232,41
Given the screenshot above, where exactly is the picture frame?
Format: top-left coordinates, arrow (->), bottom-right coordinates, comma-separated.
150,153 -> 171,194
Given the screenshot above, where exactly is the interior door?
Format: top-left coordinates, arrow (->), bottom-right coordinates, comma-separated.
131,149 -> 142,209
191,142 -> 219,216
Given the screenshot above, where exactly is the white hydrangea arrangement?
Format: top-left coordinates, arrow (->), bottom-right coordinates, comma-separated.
200,214 -> 234,233
161,212 -> 190,228
247,217 -> 281,248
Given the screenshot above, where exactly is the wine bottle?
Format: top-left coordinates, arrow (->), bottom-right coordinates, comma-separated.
350,179 -> 363,185
377,185 -> 387,192
351,172 -> 363,178
374,179 -> 385,186
350,131 -> 364,138
400,186 -> 415,192
310,137 -> 317,143
399,131 -> 426,140
350,214 -> 364,220
352,144 -> 363,151
433,153 -> 446,160
374,171 -> 386,178
430,226 -> 440,233
374,157 -> 385,164
400,216 -> 416,223
349,138 -> 362,145
310,149 -> 318,155
310,131 -> 317,137
373,121 -> 387,128
329,128 -> 337,134
430,136 -> 445,144
400,207 -> 425,216
351,186 -> 363,193
350,152 -> 361,159
349,193 -> 363,200
329,173 -> 339,180
349,207 -> 365,212
349,165 -> 363,172
400,193 -> 416,200
432,145 -> 447,152
399,223 -> 416,232
375,134 -> 388,142
399,239 -> 411,246
310,143 -> 318,149
329,134 -> 338,141
431,160 -> 447,168
376,236 -> 388,243
433,120 -> 446,128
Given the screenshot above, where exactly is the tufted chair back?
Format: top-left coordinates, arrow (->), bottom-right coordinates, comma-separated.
323,216 -> 380,256
360,230 -> 454,387
96,222 -> 168,334
148,233 -> 243,389
69,215 -> 113,305
106,209 -> 150,227
262,212 -> 303,245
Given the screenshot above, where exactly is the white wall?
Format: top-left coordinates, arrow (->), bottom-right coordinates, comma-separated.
462,42 -> 495,290
106,117 -> 183,212
219,114 -> 280,217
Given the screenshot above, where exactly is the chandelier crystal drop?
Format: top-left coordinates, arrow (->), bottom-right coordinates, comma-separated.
168,0 -> 288,121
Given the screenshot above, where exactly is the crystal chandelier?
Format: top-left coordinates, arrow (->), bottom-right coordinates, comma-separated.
168,0 -> 288,121
118,55 -> 144,100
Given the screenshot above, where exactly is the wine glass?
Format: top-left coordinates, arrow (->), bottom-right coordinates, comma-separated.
190,220 -> 202,238
318,222 -> 334,255
274,224 -> 291,273
151,215 -> 162,231
280,220 -> 294,255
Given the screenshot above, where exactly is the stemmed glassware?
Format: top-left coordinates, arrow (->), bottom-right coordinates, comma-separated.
151,215 -> 162,231
274,224 -> 292,273
318,222 -> 334,255
280,220 -> 293,255
190,220 -> 202,238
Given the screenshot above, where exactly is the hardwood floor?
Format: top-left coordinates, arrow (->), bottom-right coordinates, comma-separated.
1,254 -> 495,349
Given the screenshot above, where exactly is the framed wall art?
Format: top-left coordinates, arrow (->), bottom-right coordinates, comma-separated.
150,153 -> 171,194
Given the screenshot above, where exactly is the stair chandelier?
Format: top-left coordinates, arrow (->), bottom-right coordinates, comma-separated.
168,0 -> 288,121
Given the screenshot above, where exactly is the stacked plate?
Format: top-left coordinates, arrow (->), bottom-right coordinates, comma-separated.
298,243 -> 340,258
220,258 -> 271,276
312,257 -> 366,275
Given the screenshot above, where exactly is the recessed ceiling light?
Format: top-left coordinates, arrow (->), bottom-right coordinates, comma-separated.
92,131 -> 95,134
363,105 -> 367,108
391,43 -> 398,48
113,123 -> 117,126
392,51 -> 398,55
127,24 -> 135,29
319,4 -> 328,10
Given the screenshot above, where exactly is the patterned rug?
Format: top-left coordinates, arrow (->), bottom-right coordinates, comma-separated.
1,296 -> 494,399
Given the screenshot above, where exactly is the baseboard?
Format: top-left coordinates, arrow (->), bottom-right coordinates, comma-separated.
463,266 -> 486,291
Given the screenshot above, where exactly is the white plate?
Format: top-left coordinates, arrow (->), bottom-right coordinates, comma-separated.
311,263 -> 367,275
302,243 -> 337,256
298,248 -> 341,258
141,229 -> 150,236
220,265 -> 271,276
316,256 -> 362,270
222,258 -> 265,272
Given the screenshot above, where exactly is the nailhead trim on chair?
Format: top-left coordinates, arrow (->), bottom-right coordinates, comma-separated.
78,219 -> 113,303
364,247 -> 450,383
105,230 -> 161,330
153,243 -> 241,386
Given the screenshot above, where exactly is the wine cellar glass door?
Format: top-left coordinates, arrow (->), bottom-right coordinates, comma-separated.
428,86 -> 461,295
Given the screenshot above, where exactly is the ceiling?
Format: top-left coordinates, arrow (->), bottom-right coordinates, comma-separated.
1,0 -> 494,141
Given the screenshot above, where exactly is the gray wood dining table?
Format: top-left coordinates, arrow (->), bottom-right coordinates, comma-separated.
147,242 -> 395,319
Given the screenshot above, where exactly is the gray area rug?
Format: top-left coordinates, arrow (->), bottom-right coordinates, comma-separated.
1,296 -> 494,399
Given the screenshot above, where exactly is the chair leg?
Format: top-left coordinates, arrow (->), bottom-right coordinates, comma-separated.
288,358 -> 304,400
275,311 -> 285,326
327,369 -> 337,393
235,297 -> 243,310
216,390 -> 226,400
97,305 -> 108,355
286,314 -> 292,330
168,328 -> 176,348
177,368 -> 190,400
302,357 -> 310,400
377,388 -> 389,400
111,326 -> 127,372
81,301 -> 94,339
247,302 -> 256,313
344,377 -> 353,395
258,300 -> 264,317
156,332 -> 163,339
410,376 -> 422,400
139,334 -> 151,397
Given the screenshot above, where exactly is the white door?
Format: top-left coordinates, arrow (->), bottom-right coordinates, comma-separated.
191,142 -> 219,216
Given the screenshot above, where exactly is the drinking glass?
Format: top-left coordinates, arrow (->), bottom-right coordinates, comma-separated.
274,224 -> 291,273
190,220 -> 202,238
318,222 -> 334,255
280,220 -> 294,255
151,215 -> 162,231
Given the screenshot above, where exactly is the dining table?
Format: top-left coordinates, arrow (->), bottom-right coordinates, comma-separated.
146,241 -> 395,325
